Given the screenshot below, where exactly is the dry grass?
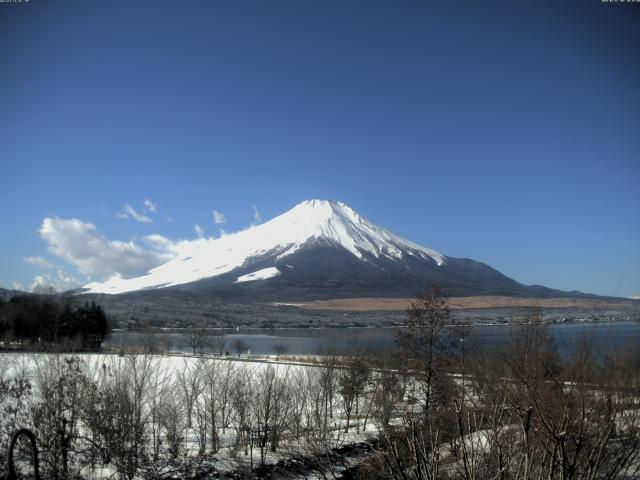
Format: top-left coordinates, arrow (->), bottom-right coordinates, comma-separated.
287,296 -> 640,311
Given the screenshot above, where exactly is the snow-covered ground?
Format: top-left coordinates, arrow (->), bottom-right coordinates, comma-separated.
3,351 -> 638,479
0,352 -> 382,478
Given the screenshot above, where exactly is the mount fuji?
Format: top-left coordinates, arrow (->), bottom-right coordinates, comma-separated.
81,200 -> 577,300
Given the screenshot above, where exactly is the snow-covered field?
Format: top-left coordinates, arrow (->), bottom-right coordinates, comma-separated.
0,352 -> 382,479
4,349 -> 636,479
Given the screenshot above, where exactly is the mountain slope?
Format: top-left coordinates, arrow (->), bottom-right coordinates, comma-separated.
81,200 -> 581,300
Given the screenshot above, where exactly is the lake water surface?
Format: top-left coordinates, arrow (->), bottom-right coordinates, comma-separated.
106,320 -> 640,356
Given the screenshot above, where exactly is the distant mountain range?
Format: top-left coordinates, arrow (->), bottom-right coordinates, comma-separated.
78,200 -> 604,301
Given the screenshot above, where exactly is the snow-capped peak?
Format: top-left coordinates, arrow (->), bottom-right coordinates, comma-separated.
82,200 -> 444,294
275,199 -> 444,264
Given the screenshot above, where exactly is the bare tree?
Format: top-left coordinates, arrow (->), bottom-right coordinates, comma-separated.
176,359 -> 203,432
305,367 -> 331,443
395,282 -> 449,413
85,355 -> 155,480
374,283 -> 453,480
158,334 -> 172,355
0,356 -> 32,479
31,355 -> 89,479
158,381 -> 185,461
288,368 -> 309,440
184,328 -> 210,356
370,357 -> 400,429
200,359 -> 237,454
318,345 -> 339,429
253,365 -> 291,464
145,358 -> 172,462
272,342 -> 288,359
233,338 -> 249,357
489,313 -> 640,480
191,359 -> 210,456
230,365 -> 255,463
295,365 -> 351,479
211,335 -> 226,356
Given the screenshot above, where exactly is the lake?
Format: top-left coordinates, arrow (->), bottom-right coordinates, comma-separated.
105,320 -> 640,356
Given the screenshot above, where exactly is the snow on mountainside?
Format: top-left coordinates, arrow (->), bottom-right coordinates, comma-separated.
235,267 -> 281,283
83,200 -> 445,295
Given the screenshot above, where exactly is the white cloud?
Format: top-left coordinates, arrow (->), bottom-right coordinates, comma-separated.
24,256 -> 53,269
39,217 -> 175,278
252,204 -> 262,223
35,206 -> 277,287
212,210 -> 226,225
55,269 -> 81,290
144,198 -> 157,213
12,281 -> 24,291
116,204 -> 153,223
29,269 -> 81,294
30,275 -> 54,294
140,234 -> 179,253
30,275 -> 46,289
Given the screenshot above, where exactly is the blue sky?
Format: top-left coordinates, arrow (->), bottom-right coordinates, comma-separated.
1,0 -> 638,297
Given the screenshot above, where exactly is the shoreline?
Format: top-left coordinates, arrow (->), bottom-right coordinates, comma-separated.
109,316 -> 639,335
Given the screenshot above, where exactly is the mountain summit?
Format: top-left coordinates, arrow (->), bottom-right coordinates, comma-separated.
82,200 -> 571,299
